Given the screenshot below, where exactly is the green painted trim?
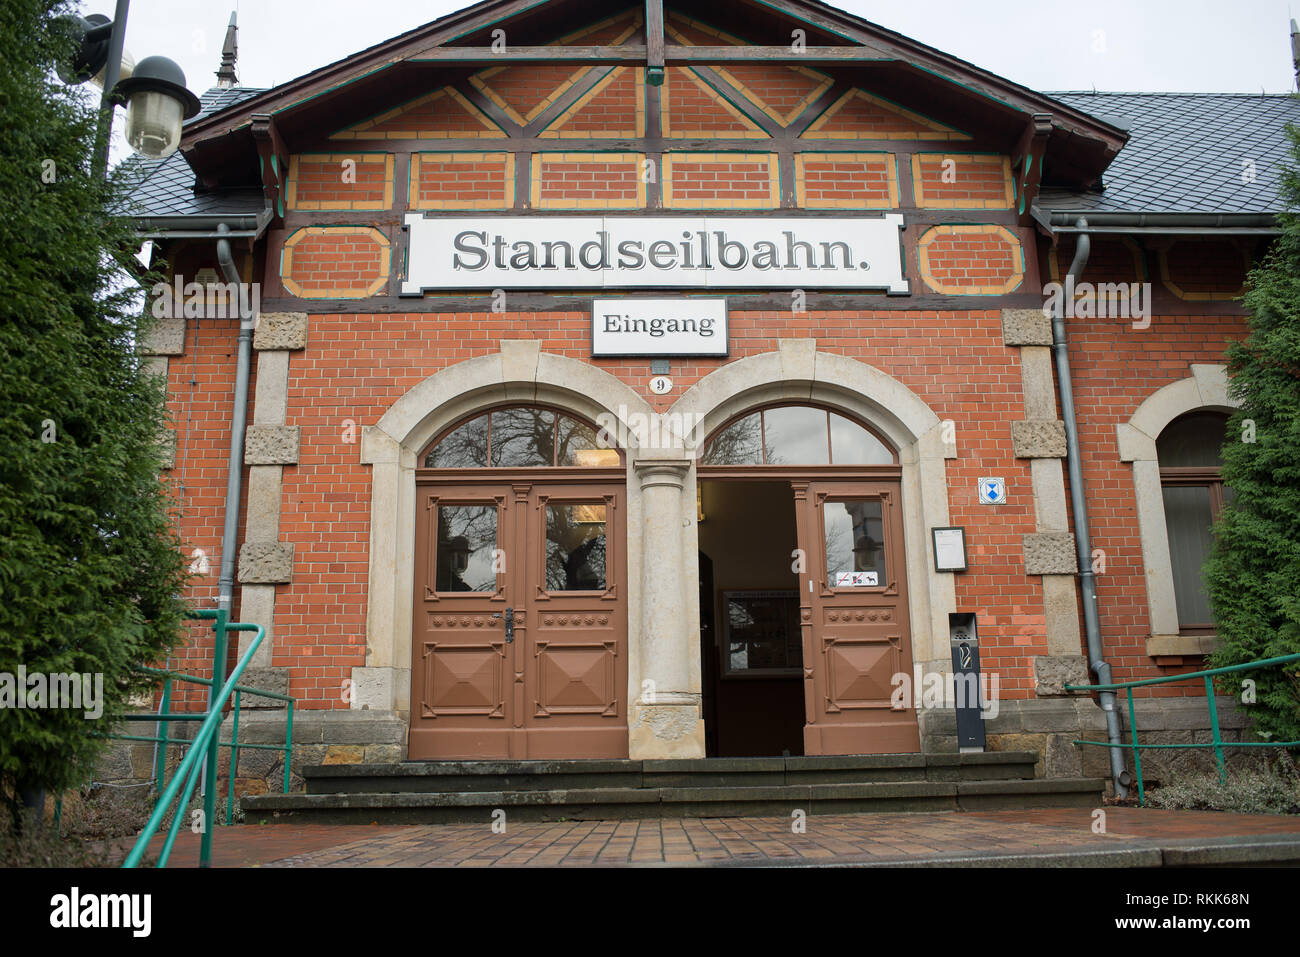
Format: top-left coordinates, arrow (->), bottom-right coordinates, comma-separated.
742,0 -> 858,42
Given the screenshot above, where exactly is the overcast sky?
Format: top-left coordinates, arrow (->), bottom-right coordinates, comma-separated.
82,0 -> 1298,160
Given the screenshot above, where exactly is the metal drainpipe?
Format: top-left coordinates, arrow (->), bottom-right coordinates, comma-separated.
213,222 -> 254,645
1052,217 -> 1130,798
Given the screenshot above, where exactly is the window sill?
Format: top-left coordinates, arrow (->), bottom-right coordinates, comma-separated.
1147,634 -> 1218,658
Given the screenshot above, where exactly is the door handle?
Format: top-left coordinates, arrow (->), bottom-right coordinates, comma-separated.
492,607 -> 515,643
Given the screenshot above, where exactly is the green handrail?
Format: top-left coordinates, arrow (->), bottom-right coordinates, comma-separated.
122,612 -> 266,868
1065,651 -> 1300,805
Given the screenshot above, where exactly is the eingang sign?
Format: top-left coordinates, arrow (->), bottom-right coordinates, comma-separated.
402,214 -> 908,293
592,298 -> 728,357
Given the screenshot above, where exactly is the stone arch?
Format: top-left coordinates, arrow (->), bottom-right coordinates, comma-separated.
351,341 -> 654,722
1116,364 -> 1239,655
668,340 -> 958,676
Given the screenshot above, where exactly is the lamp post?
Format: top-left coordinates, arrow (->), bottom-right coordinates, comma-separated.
58,2 -> 202,173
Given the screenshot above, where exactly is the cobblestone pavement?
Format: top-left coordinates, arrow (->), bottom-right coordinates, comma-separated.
127,808 -> 1300,867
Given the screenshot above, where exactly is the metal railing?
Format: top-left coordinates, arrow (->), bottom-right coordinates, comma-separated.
1066,651 -> 1300,805
117,609 -> 292,868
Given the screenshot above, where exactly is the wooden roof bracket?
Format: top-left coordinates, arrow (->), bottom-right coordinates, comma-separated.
251,113 -> 289,227
1014,112 -> 1052,227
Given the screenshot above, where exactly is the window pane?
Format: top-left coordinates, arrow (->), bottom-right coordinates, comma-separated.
558,415 -> 619,467
824,500 -> 886,587
490,407 -> 555,467
829,412 -> 893,464
425,414 -> 488,468
546,504 -> 607,591
725,591 -> 801,673
701,412 -> 762,465
435,505 -> 498,592
763,407 -> 830,465
1157,412 -> 1230,468
1162,484 -> 1214,625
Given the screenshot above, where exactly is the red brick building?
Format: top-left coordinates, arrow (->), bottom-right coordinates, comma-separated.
126,0 -> 1293,800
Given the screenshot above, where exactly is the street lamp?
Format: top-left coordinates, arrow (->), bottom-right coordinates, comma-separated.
58,5 -> 201,164
112,56 -> 202,159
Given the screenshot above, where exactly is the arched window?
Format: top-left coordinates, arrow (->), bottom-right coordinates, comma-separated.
700,404 -> 895,466
1157,411 -> 1231,633
422,405 -> 622,468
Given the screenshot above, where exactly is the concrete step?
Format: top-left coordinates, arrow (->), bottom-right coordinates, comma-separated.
299,752 -> 1041,795
243,773 -> 1103,824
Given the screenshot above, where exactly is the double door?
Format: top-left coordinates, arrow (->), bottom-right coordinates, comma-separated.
410,475 -> 627,759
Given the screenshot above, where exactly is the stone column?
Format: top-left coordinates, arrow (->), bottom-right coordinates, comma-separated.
629,456 -> 704,757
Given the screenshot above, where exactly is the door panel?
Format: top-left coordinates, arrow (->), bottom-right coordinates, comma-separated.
793,480 -> 919,755
410,477 -> 627,760
524,484 -> 627,758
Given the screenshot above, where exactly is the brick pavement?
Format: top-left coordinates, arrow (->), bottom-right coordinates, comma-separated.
122,808 -> 1300,868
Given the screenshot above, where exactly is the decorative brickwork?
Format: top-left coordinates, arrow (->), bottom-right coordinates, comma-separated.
1158,238 -> 1251,300
531,152 -> 645,209
330,87 -> 503,140
918,225 -> 1024,295
802,89 -> 971,140
409,152 -> 515,210
281,227 -> 390,299
287,153 -> 393,211
662,68 -> 766,139
1050,235 -> 1146,285
912,153 -> 1014,209
662,153 -> 779,209
795,153 -> 898,209
540,67 -> 645,139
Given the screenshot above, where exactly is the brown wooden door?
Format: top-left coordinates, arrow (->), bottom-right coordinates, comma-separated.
793,479 -> 920,755
410,476 -> 627,759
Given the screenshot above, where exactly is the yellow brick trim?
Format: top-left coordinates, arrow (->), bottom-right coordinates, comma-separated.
664,12 -> 749,47
551,8 -> 643,46
662,152 -> 778,209
662,68 -> 768,139
530,152 -> 646,209
408,152 -> 515,210
802,88 -> 971,141
1157,240 -> 1250,301
795,152 -> 899,209
280,226 -> 391,299
537,67 -> 646,139
917,225 -> 1024,296
713,64 -> 833,127
286,153 -> 393,211
330,87 -> 505,140
910,153 -> 1014,209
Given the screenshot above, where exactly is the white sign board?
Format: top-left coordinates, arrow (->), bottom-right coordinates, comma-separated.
592,298 -> 727,357
402,215 -> 909,293
835,571 -> 879,588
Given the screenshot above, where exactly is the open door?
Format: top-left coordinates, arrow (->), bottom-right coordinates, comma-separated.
792,480 -> 920,755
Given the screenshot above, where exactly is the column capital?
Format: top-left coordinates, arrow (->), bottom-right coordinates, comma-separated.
633,457 -> 693,490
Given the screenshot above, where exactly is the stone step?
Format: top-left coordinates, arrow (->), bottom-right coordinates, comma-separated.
300,752 -> 1041,794
243,774 -> 1103,824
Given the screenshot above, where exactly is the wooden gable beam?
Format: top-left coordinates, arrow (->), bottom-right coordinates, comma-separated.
645,0 -> 665,86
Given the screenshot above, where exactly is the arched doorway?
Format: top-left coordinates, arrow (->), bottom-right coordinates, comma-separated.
697,403 -> 920,757
409,403 -> 629,759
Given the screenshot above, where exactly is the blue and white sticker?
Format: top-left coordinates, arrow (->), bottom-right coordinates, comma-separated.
978,477 -> 1006,505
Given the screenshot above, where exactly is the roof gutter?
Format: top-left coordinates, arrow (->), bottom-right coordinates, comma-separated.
1033,206 -> 1279,235
1051,217 -> 1130,799
134,209 -> 273,240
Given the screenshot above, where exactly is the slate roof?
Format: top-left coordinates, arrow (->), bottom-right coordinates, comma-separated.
121,87 -> 1300,224
117,87 -> 267,221
1040,92 -> 1300,216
